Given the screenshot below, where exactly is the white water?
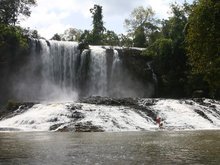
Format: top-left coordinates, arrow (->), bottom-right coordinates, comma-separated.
12,39 -> 154,101
0,103 -> 156,132
139,99 -> 220,130
0,99 -> 219,132
88,46 -> 108,96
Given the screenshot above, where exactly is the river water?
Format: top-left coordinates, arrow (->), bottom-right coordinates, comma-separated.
0,130 -> 219,165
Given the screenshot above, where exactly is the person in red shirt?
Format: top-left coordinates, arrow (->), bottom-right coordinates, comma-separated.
156,117 -> 164,129
156,117 -> 161,125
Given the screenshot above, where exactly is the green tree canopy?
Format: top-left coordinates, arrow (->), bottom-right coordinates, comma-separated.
0,0 -> 36,25
51,33 -> 61,41
61,28 -> 82,41
124,6 -> 158,47
142,3 -> 191,97
186,0 -> 220,97
90,4 -> 106,45
102,30 -> 119,46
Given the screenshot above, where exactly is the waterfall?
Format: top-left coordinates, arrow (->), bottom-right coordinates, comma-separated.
11,39 -> 155,101
88,46 -> 108,96
1,39 -> 219,132
36,40 -> 79,102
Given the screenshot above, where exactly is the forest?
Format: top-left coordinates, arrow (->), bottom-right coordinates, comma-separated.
0,0 -> 220,99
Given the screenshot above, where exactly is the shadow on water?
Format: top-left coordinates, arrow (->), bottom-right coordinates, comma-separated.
0,130 -> 220,165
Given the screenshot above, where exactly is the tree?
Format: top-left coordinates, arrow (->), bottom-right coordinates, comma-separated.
118,34 -> 133,47
102,30 -> 119,46
79,30 -> 93,44
0,24 -> 28,65
61,28 -> 82,41
143,3 -> 191,97
90,4 -> 106,45
51,33 -> 61,41
186,0 -> 220,97
124,6 -> 158,47
0,0 -> 36,25
133,26 -> 146,47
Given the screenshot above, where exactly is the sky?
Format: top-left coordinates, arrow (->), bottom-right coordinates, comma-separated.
20,0 -> 193,39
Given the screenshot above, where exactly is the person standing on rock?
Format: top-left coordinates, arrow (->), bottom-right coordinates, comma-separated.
156,117 -> 161,125
156,117 -> 164,129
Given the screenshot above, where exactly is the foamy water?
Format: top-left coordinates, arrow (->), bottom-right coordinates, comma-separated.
0,99 -> 219,132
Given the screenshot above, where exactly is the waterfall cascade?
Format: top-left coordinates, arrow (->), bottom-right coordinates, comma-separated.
0,40 -> 219,132
11,39 -> 154,102
0,98 -> 219,132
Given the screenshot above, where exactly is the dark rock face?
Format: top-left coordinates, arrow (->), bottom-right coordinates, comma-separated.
0,102 -> 36,120
113,48 -> 155,97
49,123 -> 64,131
80,96 -> 137,106
55,122 -> 104,132
74,122 -> 104,132
0,41 -> 30,105
77,42 -> 89,53
194,109 -> 213,123
71,111 -> 84,119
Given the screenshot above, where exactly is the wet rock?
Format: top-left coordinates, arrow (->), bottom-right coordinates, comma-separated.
80,96 -> 137,106
70,104 -> 82,110
184,100 -> 194,105
194,109 -> 213,123
47,117 -> 58,122
139,99 -> 158,106
193,98 -> 214,107
77,42 -> 89,53
74,122 -> 104,132
6,101 -> 36,112
209,105 -> 216,108
55,125 -> 75,132
192,98 -> 205,104
80,96 -> 157,122
71,111 -> 84,119
57,126 -> 69,132
0,102 -> 37,120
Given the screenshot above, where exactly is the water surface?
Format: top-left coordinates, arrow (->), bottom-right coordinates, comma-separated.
0,130 -> 219,165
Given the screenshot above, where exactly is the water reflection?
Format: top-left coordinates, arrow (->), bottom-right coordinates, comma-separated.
0,131 -> 219,165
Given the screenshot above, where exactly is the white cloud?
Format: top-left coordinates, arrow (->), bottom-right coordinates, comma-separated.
20,0 -> 193,39
146,0 -> 193,18
146,0 -> 171,18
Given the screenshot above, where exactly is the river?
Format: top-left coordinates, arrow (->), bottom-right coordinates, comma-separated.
0,130 -> 219,165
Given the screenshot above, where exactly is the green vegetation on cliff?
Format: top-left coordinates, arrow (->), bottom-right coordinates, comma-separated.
187,0 -> 220,98
142,3 -> 190,97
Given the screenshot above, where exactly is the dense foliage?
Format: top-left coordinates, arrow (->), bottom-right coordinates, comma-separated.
0,0 -> 36,105
187,0 -> 220,97
124,6 -> 159,47
142,3 -> 190,97
0,0 -> 36,25
0,0 -> 36,56
90,5 -> 106,45
0,24 -> 28,62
